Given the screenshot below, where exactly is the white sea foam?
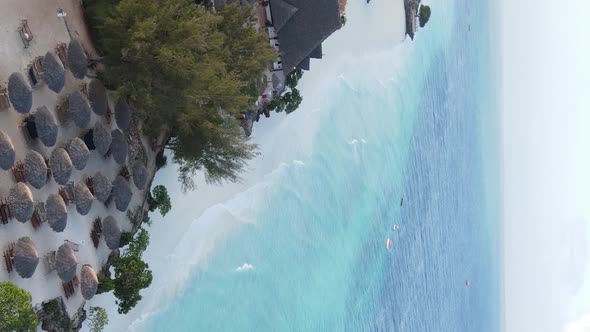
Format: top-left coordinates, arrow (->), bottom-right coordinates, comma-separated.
236,263 -> 254,272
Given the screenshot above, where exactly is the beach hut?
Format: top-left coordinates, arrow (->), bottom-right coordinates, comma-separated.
83,122 -> 112,156
68,91 -> 92,129
88,79 -> 107,116
114,98 -> 131,131
42,51 -> 65,93
0,130 -> 16,170
13,237 -> 39,278
89,172 -> 112,203
74,183 -> 93,216
8,183 -> 34,223
46,194 -> 67,232
7,72 -> 32,114
111,176 -> 132,212
49,148 -> 73,185
101,216 -> 121,250
131,162 -> 148,190
23,151 -> 48,189
26,106 -> 58,147
110,129 -> 128,165
80,265 -> 99,300
67,39 -> 87,79
67,137 -> 90,170
55,242 -> 77,282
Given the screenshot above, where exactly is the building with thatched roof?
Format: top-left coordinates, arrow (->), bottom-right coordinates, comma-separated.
131,162 -> 148,190
13,237 -> 39,278
67,39 -> 87,79
88,79 -> 107,116
0,130 -> 16,170
49,148 -> 73,185
24,150 -> 48,189
46,194 -> 67,232
74,183 -> 93,216
8,183 -> 34,223
111,176 -> 132,212
30,106 -> 58,147
90,172 -> 112,203
114,98 -> 131,131
110,129 -> 128,165
55,242 -> 77,282
68,91 -> 92,129
80,265 -> 98,300
7,72 -> 32,114
101,216 -> 121,250
67,137 -> 90,170
42,51 -> 65,93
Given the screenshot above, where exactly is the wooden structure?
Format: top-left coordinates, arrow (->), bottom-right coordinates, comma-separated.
3,243 -> 15,273
90,217 -> 102,248
119,166 -> 130,180
55,43 -> 68,68
62,275 -> 80,299
11,160 -> 25,182
0,86 -> 10,111
43,251 -> 56,273
79,82 -> 88,97
58,182 -> 75,204
0,199 -> 10,224
27,56 -> 44,87
64,240 -> 79,252
18,20 -> 33,48
31,202 -> 46,229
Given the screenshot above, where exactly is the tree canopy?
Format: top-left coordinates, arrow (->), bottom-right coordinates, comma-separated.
87,307 -> 109,332
148,185 -> 172,216
269,69 -> 304,114
419,5 -> 431,27
113,255 -> 153,314
0,281 -> 38,332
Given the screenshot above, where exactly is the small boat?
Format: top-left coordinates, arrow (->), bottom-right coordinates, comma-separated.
392,224 -> 399,231
386,238 -> 393,250
465,280 -> 472,286
400,198 -> 404,206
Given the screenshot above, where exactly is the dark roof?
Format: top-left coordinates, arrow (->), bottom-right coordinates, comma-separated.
114,98 -> 131,131
69,91 -> 92,129
8,183 -> 34,223
296,56 -> 310,70
88,79 -> 108,116
80,265 -> 99,300
91,172 -> 112,203
0,130 -> 16,170
14,237 -> 39,278
7,72 -> 32,114
56,243 -> 77,282
271,0 -> 341,73
43,51 -> 65,93
67,39 -> 87,79
111,176 -> 132,212
67,137 -> 90,170
74,182 -> 94,215
131,162 -> 148,190
24,150 -> 48,189
101,216 -> 121,250
46,194 -> 67,232
271,0 -> 299,32
90,122 -> 112,156
49,148 -> 73,185
309,44 -> 322,59
110,129 -> 128,165
33,106 -> 58,147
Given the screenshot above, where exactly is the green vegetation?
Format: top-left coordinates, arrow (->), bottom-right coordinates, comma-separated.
87,307 -> 109,332
83,0 -> 276,189
127,228 -> 150,257
340,15 -> 347,26
41,299 -> 71,331
0,282 -> 38,332
419,5 -> 431,27
148,185 -> 172,216
268,69 -> 304,114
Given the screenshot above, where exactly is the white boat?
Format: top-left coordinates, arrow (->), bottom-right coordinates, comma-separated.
392,224 -> 399,231
386,238 -> 393,250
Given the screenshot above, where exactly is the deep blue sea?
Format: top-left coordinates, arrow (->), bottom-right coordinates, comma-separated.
142,0 -> 500,331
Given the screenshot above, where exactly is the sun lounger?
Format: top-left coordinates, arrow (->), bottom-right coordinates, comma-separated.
0,86 -> 10,111
3,243 -> 15,273
12,160 -> 25,183
31,202 -> 46,229
18,20 -> 33,48
90,217 -> 102,248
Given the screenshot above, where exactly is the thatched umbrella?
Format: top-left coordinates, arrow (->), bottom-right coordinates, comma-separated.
69,91 -> 91,129
131,162 -> 147,190
0,130 -> 16,170
114,98 -> 131,131
111,176 -> 132,212
56,242 -> 77,282
67,39 -> 87,79
91,172 -> 112,203
74,182 -> 93,215
80,265 -> 98,300
101,216 -> 121,250
88,79 -> 107,116
42,51 -> 65,93
46,194 -> 67,232
7,72 -> 32,114
23,150 -> 48,189
67,137 -> 90,170
83,122 -> 112,156
13,237 -> 39,278
31,106 -> 58,147
110,129 -> 128,165
49,148 -> 73,185
8,183 -> 34,223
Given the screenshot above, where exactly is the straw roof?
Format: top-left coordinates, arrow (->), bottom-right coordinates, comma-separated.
69,91 -> 92,129
8,183 -> 34,223
92,122 -> 112,156
102,216 -> 121,250
110,129 -> 128,165
42,51 -> 65,93
24,150 -> 48,189
92,172 -> 112,203
67,39 -> 87,79
115,98 -> 131,131
56,243 -> 77,282
49,148 -> 73,185
80,265 -> 99,300
46,194 -> 67,232
74,182 -> 93,216
88,79 -> 107,116
67,137 -> 90,170
7,72 -> 32,114
0,130 -> 16,170
112,176 -> 132,212
33,106 -> 58,147
13,237 -> 39,278
131,162 -> 148,190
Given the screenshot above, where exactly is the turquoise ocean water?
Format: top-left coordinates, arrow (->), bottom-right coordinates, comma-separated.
144,0 -> 500,331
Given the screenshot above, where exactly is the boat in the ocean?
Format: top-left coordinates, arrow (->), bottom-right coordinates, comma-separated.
386,238 -> 393,250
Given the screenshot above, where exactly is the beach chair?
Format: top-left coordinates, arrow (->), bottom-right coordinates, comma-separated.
27,57 -> 44,87
62,275 -> 79,299
0,199 -> 10,224
18,20 -> 33,48
58,183 -> 75,204
55,43 -> 68,68
0,86 -> 10,111
11,160 -> 25,183
3,243 -> 15,273
43,251 -> 56,273
90,217 -> 102,248
31,202 -> 46,229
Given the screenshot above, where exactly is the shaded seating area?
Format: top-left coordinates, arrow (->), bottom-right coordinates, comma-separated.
8,72 -> 33,114
74,182 -> 93,216
46,194 -> 68,232
90,217 -> 102,248
111,176 -> 132,212
0,130 -> 16,170
13,237 -> 39,278
22,106 -> 58,147
27,56 -> 44,87
54,242 -> 77,282
67,39 -> 88,79
0,85 -> 10,110
68,91 -> 92,129
8,183 -> 34,223
67,137 -> 90,170
50,148 -> 73,185
23,151 -> 49,189
102,216 -> 121,250
80,265 -> 99,300
42,51 -> 65,93
87,172 -> 111,204
83,122 -> 112,156
18,19 -> 33,48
